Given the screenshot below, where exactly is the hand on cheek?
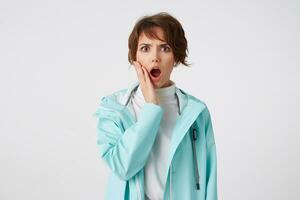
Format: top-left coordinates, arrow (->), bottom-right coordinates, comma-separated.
133,61 -> 160,105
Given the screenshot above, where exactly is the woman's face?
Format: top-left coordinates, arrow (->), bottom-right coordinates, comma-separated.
136,27 -> 175,89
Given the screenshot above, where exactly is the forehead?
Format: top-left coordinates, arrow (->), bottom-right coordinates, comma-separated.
138,27 -> 166,44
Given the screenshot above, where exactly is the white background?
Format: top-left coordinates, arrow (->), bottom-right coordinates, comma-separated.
1,0 -> 299,199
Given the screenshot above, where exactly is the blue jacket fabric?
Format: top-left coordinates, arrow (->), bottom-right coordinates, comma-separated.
93,81 -> 218,200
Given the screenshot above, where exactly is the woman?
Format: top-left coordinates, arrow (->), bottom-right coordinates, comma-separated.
94,12 -> 218,200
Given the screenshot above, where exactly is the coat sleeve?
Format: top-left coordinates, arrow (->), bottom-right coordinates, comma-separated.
203,106 -> 218,200
94,101 -> 164,181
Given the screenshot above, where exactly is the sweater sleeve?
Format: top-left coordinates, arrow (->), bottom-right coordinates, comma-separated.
95,101 -> 164,181
203,107 -> 218,200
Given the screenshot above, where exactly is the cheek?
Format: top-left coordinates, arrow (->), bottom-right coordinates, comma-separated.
136,53 -> 150,68
163,64 -> 174,77
163,54 -> 175,66
164,59 -> 175,72
161,66 -> 173,79
136,52 -> 146,62
166,67 -> 174,76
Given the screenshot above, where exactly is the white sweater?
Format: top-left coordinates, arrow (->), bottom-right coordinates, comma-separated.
130,81 -> 179,200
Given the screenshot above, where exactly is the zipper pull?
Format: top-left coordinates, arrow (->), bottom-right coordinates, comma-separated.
192,129 -> 197,141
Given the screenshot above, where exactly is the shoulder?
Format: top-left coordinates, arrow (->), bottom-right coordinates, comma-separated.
93,88 -> 128,119
99,81 -> 139,105
177,87 -> 208,108
188,93 -> 207,107
178,87 -> 212,120
93,81 -> 140,119
101,88 -> 127,104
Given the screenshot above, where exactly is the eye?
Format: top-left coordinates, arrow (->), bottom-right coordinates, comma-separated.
140,46 -> 149,52
161,46 -> 171,52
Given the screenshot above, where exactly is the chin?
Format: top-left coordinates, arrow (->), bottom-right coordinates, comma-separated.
153,84 -> 160,89
153,82 -> 162,89
161,81 -> 172,88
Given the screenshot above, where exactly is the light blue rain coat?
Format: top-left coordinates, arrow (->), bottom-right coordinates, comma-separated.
93,81 -> 218,200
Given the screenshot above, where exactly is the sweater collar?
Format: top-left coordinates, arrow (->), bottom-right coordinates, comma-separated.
136,81 -> 176,100
121,81 -> 187,115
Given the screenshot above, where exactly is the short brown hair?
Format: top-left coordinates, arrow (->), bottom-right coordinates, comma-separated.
128,12 -> 190,67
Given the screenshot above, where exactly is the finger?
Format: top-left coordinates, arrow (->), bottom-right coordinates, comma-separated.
133,61 -> 145,83
141,65 -> 152,85
136,62 -> 146,83
133,61 -> 144,76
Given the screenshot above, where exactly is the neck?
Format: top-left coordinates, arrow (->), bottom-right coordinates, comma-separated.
155,80 -> 173,89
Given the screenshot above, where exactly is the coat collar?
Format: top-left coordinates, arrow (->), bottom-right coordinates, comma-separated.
119,80 -> 188,116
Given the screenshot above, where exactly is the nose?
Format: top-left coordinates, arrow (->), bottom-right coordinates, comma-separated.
152,58 -> 160,62
151,49 -> 160,63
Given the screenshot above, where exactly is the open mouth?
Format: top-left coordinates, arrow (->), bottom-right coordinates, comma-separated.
150,68 -> 161,78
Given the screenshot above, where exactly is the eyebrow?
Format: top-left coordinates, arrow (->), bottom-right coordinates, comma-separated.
138,43 -> 170,46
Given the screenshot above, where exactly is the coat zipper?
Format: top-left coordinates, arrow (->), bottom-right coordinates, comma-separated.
191,128 -> 200,190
